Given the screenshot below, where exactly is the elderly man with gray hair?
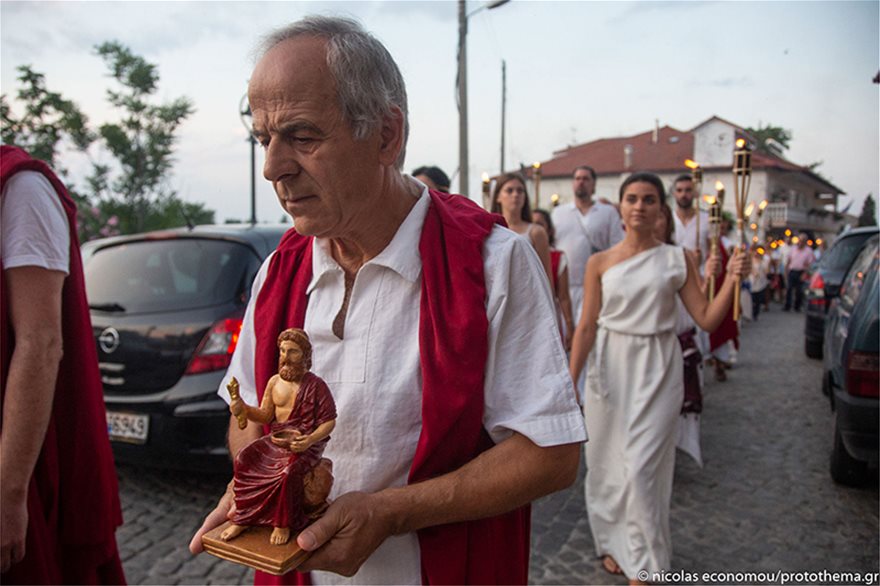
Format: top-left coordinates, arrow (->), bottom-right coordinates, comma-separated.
189,15 -> 585,586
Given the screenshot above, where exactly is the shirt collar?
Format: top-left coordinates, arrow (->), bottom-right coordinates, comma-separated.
307,178 -> 428,293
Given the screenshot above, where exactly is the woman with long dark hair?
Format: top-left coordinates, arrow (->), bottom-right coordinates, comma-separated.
491,173 -> 554,291
570,172 -> 747,583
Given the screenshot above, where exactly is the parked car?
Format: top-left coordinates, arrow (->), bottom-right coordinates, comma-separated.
822,234 -> 879,485
804,226 -> 879,358
83,224 -> 288,471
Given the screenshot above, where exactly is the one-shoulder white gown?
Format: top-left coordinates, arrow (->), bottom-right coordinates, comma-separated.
584,244 -> 687,577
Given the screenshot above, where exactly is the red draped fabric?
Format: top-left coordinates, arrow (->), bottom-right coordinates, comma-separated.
0,146 -> 125,584
709,245 -> 740,352
251,191 -> 529,585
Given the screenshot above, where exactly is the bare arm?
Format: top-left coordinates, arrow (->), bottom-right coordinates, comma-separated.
296,433 -> 580,576
231,376 -> 276,425
530,225 -> 555,294
1,267 -> 65,572
569,256 -> 603,396
188,414 -> 261,553
679,248 -> 748,332
283,419 -> 337,453
556,265 -> 574,351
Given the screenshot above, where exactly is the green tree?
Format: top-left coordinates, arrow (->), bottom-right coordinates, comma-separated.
857,194 -> 877,227
88,41 -> 197,233
2,46 -> 213,241
745,123 -> 792,156
1,65 -> 93,171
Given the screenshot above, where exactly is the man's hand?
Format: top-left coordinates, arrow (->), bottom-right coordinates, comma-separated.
189,482 -> 235,554
296,491 -> 394,577
1,487 -> 28,573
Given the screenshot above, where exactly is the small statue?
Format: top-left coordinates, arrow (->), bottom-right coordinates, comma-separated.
220,328 -> 336,546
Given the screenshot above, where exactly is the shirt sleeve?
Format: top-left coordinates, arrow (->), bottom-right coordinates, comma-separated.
218,252 -> 274,406
605,205 -> 625,248
1,171 -> 70,274
482,227 -> 588,447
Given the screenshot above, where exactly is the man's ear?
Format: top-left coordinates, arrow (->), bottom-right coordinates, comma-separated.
377,106 -> 405,167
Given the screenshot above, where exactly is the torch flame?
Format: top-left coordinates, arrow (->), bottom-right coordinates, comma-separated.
715,180 -> 725,191
481,172 -> 490,183
684,159 -> 699,170
745,202 -> 755,217
759,199 -> 768,210
551,193 -> 560,204
736,138 -> 746,148
703,195 -> 716,205
533,161 -> 541,170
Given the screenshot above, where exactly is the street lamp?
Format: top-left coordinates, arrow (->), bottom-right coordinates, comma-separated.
239,94 -> 257,225
458,0 -> 510,196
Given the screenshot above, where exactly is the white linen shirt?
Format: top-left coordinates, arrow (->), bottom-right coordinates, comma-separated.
1,171 -> 70,274
220,183 -> 586,585
552,201 -> 623,325
673,209 -> 710,253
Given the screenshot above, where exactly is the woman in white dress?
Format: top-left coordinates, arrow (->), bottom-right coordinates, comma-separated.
491,173 -> 554,292
570,172 -> 748,583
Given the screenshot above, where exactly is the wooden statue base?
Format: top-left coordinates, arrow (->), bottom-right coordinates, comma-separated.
202,522 -> 310,576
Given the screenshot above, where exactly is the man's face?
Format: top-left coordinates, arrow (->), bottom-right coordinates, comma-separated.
249,36 -> 393,238
278,340 -> 306,382
572,169 -> 595,201
673,180 -> 695,210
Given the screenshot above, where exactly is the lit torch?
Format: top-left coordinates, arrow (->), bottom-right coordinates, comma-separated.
532,162 -> 542,210
732,138 -> 752,321
482,172 -> 491,209
706,191 -> 721,301
685,159 -> 703,256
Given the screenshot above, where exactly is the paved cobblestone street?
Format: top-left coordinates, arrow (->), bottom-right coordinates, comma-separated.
116,307 -> 878,584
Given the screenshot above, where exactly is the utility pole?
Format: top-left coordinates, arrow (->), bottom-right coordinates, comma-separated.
500,59 -> 506,174
457,0 -> 469,195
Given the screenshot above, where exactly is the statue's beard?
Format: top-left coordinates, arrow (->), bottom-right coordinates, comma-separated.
279,360 -> 306,382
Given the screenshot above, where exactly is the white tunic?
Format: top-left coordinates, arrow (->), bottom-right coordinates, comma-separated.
1,171 -> 70,274
672,209 -> 710,254
551,201 -> 624,324
584,244 -> 686,576
220,184 -> 587,584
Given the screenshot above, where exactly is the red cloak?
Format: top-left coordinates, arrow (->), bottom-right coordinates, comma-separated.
251,191 -> 529,585
0,146 -> 125,584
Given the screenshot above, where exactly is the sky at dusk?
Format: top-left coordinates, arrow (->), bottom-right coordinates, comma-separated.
2,0 -> 878,223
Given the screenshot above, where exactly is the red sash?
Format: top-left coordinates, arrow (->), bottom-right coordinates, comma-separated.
709,245 -> 740,352
252,191 -> 530,585
0,146 -> 124,584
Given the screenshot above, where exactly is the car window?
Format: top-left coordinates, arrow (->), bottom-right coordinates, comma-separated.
84,238 -> 259,314
820,232 -> 875,272
838,238 -> 879,309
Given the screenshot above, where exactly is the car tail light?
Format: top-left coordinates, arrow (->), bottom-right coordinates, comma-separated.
845,351 -> 880,398
185,316 -> 244,375
808,272 -> 825,295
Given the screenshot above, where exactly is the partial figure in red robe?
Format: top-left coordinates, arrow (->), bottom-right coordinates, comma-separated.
220,328 -> 336,546
1,145 -> 125,584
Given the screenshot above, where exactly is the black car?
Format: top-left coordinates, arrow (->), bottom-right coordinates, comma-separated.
804,226 -> 879,359
822,234 -> 879,485
83,224 -> 287,470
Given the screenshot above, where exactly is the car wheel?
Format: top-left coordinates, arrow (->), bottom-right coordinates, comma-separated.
830,415 -> 868,486
805,337 -> 823,359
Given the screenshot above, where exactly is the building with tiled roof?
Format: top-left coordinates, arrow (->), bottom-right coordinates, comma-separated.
491,116 -> 849,239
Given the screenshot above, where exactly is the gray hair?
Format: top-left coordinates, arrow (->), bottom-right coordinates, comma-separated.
258,16 -> 409,169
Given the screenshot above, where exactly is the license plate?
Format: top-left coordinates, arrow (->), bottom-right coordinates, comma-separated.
106,411 -> 149,444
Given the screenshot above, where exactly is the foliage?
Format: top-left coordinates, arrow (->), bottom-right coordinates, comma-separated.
857,194 -> 877,227
1,65 -> 93,171
745,124 -> 792,156
1,44 -> 209,241
89,41 -> 196,233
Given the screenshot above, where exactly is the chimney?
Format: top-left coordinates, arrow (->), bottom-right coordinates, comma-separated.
652,119 -> 659,144
623,144 -> 633,170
